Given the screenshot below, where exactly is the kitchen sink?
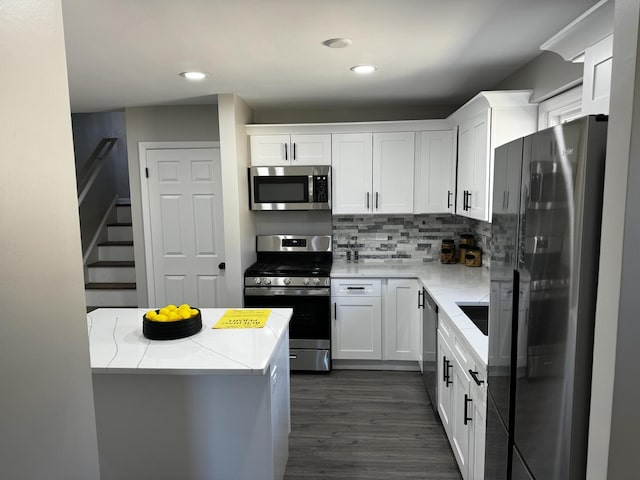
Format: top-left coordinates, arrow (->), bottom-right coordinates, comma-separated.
457,304 -> 489,336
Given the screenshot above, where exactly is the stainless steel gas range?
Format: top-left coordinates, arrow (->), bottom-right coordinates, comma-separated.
243,235 -> 332,372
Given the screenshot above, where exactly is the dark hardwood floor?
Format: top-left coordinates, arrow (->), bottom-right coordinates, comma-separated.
284,370 -> 462,480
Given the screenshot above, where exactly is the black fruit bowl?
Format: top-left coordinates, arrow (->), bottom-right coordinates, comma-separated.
142,309 -> 202,340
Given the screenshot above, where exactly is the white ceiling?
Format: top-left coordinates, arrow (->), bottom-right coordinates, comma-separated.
61,0 -> 600,113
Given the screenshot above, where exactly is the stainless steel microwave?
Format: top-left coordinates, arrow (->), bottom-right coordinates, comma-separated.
249,165 -> 331,211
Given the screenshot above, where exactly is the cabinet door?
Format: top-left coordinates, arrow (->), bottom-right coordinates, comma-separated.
290,134 -> 331,165
332,133 -> 373,214
414,130 -> 455,214
457,112 -> 490,221
451,354 -> 471,479
468,383 -> 487,480
437,330 -> 454,440
250,134 -> 291,166
332,296 -> 382,360
384,279 -> 419,361
582,34 -> 612,116
373,132 -> 415,214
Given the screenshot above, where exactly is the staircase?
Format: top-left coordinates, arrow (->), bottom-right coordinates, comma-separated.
85,202 -> 137,310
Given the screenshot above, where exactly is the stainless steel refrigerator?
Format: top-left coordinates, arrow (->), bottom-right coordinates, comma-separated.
485,115 -> 608,480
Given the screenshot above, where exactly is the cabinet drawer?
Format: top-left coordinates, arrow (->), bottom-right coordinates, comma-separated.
331,279 -> 381,297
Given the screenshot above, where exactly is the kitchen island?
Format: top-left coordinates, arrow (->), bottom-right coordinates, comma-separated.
87,308 -> 292,480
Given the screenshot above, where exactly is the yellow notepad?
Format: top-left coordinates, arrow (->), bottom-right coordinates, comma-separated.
212,309 -> 271,329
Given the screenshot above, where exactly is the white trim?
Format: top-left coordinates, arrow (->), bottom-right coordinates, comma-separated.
138,141 -> 220,307
540,0 -> 613,61
246,119 -> 451,135
537,85 -> 584,130
83,195 -> 118,265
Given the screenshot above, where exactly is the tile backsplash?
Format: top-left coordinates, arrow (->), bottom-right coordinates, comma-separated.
333,214 -> 491,267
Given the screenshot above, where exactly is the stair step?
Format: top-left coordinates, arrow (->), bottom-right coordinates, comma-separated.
116,204 -> 132,223
107,222 -> 133,227
98,241 -> 134,247
85,282 -> 137,290
88,261 -> 134,268
107,223 -> 133,242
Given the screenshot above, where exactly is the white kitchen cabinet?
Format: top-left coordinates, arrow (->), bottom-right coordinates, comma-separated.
384,279 -> 420,361
332,132 -> 415,214
437,329 -> 454,438
414,130 -> 456,214
582,34 -> 613,116
250,134 -> 331,166
332,133 -> 374,214
448,91 -> 538,222
438,311 -> 487,480
331,279 -> 382,360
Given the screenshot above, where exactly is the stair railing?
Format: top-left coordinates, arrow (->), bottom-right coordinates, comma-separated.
77,137 -> 118,206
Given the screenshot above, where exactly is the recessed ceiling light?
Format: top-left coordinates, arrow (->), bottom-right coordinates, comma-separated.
179,71 -> 208,81
322,37 -> 352,48
350,65 -> 377,74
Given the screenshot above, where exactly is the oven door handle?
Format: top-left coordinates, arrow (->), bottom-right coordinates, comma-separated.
244,287 -> 330,296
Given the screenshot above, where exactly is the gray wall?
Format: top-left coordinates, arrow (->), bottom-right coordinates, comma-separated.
493,50 -> 583,102
72,111 -> 129,198
0,0 -> 100,477
125,104 -> 220,306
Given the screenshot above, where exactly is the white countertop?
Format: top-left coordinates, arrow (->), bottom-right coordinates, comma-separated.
87,308 -> 292,376
332,262 -> 490,364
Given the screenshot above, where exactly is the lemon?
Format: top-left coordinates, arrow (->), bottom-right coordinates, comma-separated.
179,310 -> 191,320
155,314 -> 169,322
190,308 -> 199,316
166,304 -> 178,311
159,307 -> 170,316
145,310 -> 157,320
179,303 -> 191,310
167,311 -> 180,321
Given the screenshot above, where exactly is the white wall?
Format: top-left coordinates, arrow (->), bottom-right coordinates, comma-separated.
588,0 -> 640,477
125,105 -> 220,305
218,94 -> 256,306
0,1 -> 100,478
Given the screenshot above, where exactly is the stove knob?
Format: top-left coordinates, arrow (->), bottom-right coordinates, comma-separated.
254,278 -> 261,285
312,278 -> 320,286
265,278 -> 272,285
284,278 -> 291,285
303,278 -> 310,286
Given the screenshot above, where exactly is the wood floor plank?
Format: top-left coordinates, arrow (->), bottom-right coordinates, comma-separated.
284,370 -> 462,480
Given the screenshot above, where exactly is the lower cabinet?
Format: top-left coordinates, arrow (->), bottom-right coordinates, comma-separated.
331,278 -> 420,362
331,279 -> 382,360
438,313 -> 487,480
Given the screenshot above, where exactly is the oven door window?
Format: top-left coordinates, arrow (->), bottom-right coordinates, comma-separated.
253,176 -> 309,204
244,293 -> 330,340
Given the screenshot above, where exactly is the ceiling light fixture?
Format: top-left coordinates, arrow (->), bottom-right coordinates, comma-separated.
179,71 -> 208,80
322,37 -> 352,48
350,65 -> 377,74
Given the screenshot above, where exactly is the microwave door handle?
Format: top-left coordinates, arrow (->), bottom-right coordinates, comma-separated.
293,143 -> 296,160
284,143 -> 288,161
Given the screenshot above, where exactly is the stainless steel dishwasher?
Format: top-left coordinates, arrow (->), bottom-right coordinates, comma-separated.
421,287 -> 439,414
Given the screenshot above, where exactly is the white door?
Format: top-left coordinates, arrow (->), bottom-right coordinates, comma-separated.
145,145 -> 225,307
249,134 -> 290,165
332,296 -> 382,360
384,279 -> 419,361
290,134 -> 332,165
414,130 -> 455,214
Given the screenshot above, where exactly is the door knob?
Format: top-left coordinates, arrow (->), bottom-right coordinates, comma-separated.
218,262 -> 226,270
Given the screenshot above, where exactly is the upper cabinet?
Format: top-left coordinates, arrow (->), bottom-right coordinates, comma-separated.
448,91 -> 538,222
414,130 -> 456,214
332,131 -> 415,214
249,134 -> 331,166
581,34 -> 613,115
